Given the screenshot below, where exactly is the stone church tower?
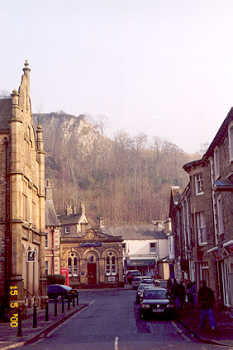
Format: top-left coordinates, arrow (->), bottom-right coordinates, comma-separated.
0,61 -> 46,310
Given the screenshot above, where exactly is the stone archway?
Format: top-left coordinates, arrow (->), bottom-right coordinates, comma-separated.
83,250 -> 100,285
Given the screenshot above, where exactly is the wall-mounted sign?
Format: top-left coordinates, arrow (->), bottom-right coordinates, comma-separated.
27,249 -> 36,262
80,242 -> 102,248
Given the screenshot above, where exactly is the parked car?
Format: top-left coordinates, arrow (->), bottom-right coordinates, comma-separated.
47,284 -> 73,299
141,276 -> 154,284
132,276 -> 142,289
154,279 -> 168,289
126,270 -> 141,284
139,287 -> 175,319
135,283 -> 155,304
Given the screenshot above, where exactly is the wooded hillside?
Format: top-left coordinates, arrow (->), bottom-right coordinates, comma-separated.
33,112 -> 198,225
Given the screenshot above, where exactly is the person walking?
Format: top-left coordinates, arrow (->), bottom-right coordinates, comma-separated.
198,280 -> 216,330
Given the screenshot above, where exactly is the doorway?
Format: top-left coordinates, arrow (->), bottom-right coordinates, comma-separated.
87,263 -> 97,285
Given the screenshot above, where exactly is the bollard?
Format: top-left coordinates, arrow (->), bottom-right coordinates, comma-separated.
54,298 -> 58,316
62,296 -> 64,313
17,307 -> 22,337
72,295 -> 75,307
45,299 -> 49,321
33,304 -> 37,328
67,296 -> 70,310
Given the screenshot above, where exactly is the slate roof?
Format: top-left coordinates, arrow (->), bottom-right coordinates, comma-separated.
45,198 -> 60,226
61,227 -> 123,242
102,224 -> 167,240
58,213 -> 82,225
0,98 -> 11,129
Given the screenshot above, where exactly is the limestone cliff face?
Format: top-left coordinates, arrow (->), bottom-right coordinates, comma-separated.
33,112 -> 101,157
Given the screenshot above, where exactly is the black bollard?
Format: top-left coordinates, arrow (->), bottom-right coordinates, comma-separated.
72,295 -> 75,307
17,308 -> 22,337
33,304 -> 37,328
62,296 -> 64,313
54,298 -> 58,316
45,299 -> 49,321
67,296 -> 70,310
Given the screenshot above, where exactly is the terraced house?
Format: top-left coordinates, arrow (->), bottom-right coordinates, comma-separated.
0,62 -> 46,315
169,108 -> 233,309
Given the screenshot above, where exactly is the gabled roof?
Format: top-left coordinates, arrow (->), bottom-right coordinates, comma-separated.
102,224 -> 167,240
61,227 -> 123,242
204,107 -> 233,158
169,186 -> 181,217
45,199 -> 60,226
58,213 -> 83,225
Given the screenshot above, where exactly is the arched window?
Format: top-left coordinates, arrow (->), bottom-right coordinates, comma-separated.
67,253 -> 79,277
105,252 -> 117,275
73,257 -> 78,276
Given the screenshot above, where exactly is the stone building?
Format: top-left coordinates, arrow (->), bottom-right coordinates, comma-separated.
60,211 -> 124,287
169,107 -> 233,309
45,180 -> 60,276
0,62 -> 46,311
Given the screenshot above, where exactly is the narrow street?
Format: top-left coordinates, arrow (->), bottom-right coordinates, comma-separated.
20,290 -> 227,350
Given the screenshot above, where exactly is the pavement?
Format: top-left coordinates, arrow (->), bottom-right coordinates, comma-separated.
0,300 -> 88,350
177,305 -> 233,347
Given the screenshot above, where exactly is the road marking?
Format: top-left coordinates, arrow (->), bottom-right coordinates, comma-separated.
45,305 -> 89,338
89,299 -> 95,305
171,321 -> 191,342
114,336 -> 119,350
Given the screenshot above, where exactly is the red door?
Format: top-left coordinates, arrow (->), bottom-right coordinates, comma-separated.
87,263 -> 97,285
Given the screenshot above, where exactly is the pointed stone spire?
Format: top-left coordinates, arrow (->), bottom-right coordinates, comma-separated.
81,202 -> 86,216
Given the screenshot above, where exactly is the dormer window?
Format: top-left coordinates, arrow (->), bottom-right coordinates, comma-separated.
194,173 -> 204,195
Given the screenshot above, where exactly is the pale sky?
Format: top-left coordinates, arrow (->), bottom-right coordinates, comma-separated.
1,0 -> 233,153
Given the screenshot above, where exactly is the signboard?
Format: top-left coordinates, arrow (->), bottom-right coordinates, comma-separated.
80,242 -> 102,247
108,276 -> 116,282
27,249 -> 36,262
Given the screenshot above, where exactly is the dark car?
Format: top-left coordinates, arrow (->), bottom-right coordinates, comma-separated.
47,284 -> 72,299
135,283 -> 155,303
139,287 -> 175,319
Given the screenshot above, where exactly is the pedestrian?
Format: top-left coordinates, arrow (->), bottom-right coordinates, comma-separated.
198,280 -> 216,330
171,279 -> 181,310
167,278 -> 173,297
178,281 -> 186,309
190,281 -> 197,308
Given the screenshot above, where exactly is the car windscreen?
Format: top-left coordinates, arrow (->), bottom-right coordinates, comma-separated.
143,290 -> 167,299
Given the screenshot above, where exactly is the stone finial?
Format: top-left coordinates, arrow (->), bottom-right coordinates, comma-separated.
23,60 -> 31,74
11,89 -> 18,96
